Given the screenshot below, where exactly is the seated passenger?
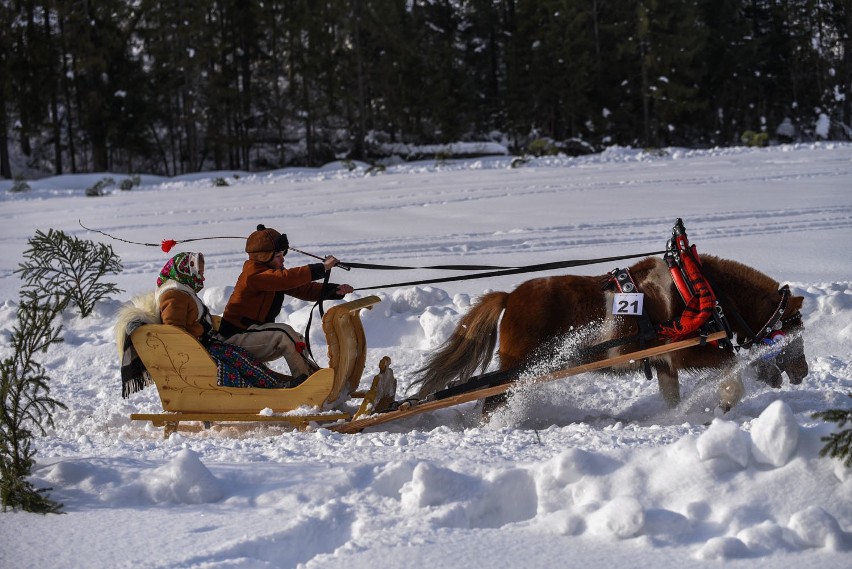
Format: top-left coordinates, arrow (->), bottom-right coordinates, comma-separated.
220,224 -> 354,378
155,251 -> 300,388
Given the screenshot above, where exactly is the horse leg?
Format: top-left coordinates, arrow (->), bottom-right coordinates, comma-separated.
481,393 -> 510,421
751,358 -> 783,388
654,360 -> 681,407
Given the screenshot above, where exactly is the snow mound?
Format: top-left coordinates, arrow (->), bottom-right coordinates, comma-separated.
145,449 -> 223,504
750,400 -> 799,467
697,418 -> 750,468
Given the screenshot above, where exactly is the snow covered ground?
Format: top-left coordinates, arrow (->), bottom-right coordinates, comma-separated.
1,143 -> 851,568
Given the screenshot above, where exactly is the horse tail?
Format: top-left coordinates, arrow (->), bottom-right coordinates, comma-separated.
410,291 -> 508,399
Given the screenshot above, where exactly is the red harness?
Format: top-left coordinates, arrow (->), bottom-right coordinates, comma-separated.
660,220 -> 796,353
657,220 -> 724,342
609,219 -> 794,357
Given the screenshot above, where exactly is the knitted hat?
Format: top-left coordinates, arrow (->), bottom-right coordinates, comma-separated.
246,224 -> 289,262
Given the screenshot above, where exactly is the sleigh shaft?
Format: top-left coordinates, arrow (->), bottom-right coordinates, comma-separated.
331,331 -> 728,433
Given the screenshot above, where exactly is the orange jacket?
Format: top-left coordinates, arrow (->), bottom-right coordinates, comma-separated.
159,288 -> 207,340
222,259 -> 340,333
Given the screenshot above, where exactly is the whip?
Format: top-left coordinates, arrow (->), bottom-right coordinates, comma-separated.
78,220 -> 350,269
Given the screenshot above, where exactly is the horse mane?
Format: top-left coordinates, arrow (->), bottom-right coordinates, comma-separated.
700,254 -> 780,295
697,255 -> 783,332
623,257 -> 662,281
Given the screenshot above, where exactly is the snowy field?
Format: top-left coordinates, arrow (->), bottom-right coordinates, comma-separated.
1,143 -> 851,568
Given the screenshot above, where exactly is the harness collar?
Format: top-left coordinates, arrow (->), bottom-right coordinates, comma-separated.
606,267 -> 656,380
609,267 -> 639,293
660,218 -> 732,346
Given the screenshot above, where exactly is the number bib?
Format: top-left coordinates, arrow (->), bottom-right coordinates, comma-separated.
612,293 -> 644,316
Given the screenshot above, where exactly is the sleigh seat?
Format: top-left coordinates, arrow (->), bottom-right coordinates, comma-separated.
129,295 -> 395,436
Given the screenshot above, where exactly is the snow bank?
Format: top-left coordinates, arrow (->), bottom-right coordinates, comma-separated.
2,143 -> 851,569
365,402 -> 850,559
30,400 -> 849,565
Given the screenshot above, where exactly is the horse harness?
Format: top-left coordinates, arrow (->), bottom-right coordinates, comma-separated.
716,282 -> 801,375
598,219 -> 801,380
606,267 -> 657,379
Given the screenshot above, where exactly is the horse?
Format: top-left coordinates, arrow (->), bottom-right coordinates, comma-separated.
411,255 -> 808,416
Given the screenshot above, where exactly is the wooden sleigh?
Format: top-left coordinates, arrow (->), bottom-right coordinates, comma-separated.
129,295 -> 396,437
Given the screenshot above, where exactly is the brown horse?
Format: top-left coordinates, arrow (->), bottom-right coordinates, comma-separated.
411,255 -> 808,414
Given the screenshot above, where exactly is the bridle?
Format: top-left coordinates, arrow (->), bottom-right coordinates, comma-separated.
721,285 -> 805,378
732,285 -> 795,350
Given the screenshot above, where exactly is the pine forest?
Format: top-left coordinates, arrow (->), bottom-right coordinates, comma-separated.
1,0 -> 850,178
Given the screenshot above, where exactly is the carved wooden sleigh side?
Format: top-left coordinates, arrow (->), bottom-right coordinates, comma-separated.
129,295 -> 395,436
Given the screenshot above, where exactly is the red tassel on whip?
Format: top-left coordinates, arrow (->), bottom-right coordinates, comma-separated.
79,220 -> 244,251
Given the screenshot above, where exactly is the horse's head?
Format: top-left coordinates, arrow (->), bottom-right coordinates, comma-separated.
698,258 -> 809,389
749,292 -> 808,386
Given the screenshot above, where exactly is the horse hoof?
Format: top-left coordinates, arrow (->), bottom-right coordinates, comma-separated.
717,377 -> 745,411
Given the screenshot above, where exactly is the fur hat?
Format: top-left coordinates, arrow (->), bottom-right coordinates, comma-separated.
246,224 -> 289,262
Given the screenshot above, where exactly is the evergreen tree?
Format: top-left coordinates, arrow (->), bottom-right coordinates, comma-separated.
15,229 -> 123,318
697,0 -> 755,144
0,290 -> 65,513
252,0 -> 291,166
358,0 -> 424,145
138,0 -> 219,173
516,0 -> 599,143
8,0 -> 51,162
0,1 -> 14,178
813,393 -> 852,468
60,0 -> 147,171
836,0 -> 852,131
457,0 -> 508,138
641,0 -> 708,146
1,0 -> 850,176
413,0 -> 470,142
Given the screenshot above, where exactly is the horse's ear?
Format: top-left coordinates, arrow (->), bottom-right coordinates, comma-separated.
788,294 -> 804,313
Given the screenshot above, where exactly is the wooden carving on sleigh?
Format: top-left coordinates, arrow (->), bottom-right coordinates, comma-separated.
411,219 -> 808,417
